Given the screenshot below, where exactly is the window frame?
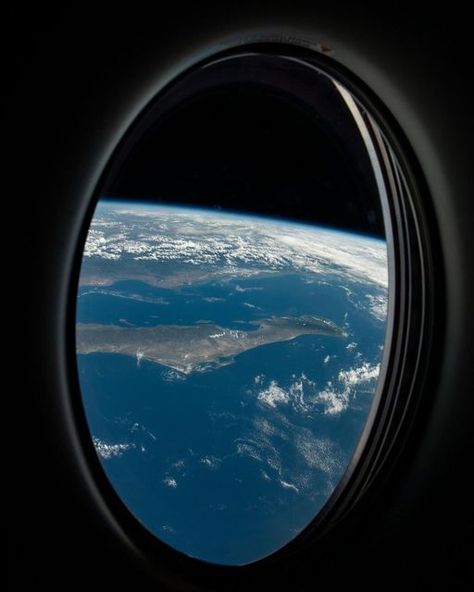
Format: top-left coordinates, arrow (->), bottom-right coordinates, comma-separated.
66,42 -> 440,586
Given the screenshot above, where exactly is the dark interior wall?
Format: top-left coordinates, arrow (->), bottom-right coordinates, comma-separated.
10,5 -> 473,591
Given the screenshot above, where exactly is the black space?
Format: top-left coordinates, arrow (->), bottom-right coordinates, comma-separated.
105,79 -> 385,238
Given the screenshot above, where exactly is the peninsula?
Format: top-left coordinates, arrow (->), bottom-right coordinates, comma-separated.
76,315 -> 347,374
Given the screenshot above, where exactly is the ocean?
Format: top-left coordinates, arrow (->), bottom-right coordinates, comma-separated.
76,273 -> 385,564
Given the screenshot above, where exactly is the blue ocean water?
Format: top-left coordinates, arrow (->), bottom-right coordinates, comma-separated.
77,272 -> 385,564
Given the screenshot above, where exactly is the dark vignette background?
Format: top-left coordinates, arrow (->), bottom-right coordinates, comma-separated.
10,4 -> 473,591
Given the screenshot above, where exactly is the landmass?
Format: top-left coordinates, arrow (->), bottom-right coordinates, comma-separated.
79,261 -> 277,289
76,315 -> 347,374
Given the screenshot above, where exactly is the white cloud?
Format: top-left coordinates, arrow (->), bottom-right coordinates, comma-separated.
257,380 -> 290,408
317,387 -> 350,415
338,362 -> 380,387
129,421 -> 157,441
208,331 -> 226,339
161,524 -> 176,533
253,417 -> 277,437
161,369 -> 187,382
199,456 -> 221,470
254,365 -> 379,419
93,437 -> 135,460
234,284 -> 263,293
235,434 -> 282,475
163,477 -> 178,488
295,433 -> 344,476
136,349 -> 144,367
235,441 -> 264,464
280,480 -> 300,493
310,361 -> 381,416
256,373 -> 316,414
243,302 -> 261,309
84,203 -> 388,290
365,293 -> 388,321
287,373 -> 315,413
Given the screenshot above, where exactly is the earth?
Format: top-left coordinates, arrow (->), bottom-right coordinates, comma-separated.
76,199 -> 388,565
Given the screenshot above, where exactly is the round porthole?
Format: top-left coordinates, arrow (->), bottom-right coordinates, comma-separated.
73,44 -> 432,568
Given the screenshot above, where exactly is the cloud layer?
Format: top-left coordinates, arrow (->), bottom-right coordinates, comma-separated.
84,202 -> 388,290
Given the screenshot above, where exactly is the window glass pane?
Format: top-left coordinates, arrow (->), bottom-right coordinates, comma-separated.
76,53 -> 390,565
